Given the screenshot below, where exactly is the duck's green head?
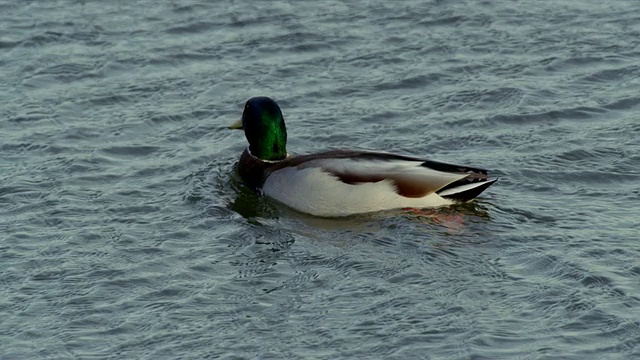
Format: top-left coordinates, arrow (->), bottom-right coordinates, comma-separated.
229,96 -> 288,161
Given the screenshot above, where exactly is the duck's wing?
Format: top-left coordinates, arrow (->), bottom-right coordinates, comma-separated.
269,150 -> 496,201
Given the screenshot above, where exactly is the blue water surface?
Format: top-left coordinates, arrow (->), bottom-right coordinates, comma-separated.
1,1 -> 640,359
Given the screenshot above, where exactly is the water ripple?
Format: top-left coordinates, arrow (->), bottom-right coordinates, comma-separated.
1,0 -> 640,358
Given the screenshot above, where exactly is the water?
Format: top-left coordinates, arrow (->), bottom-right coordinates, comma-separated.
1,0 -> 640,358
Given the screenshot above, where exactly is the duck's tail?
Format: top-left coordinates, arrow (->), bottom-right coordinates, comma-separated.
437,178 -> 498,202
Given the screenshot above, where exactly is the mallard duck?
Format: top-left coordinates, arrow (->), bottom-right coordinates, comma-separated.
229,96 -> 497,217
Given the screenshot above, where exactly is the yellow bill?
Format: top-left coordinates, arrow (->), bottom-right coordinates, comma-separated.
228,118 -> 243,130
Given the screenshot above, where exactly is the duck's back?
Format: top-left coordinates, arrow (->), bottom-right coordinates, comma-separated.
254,150 -> 495,217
